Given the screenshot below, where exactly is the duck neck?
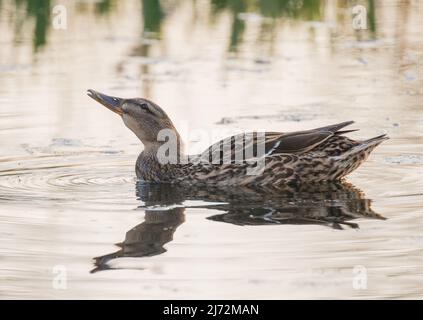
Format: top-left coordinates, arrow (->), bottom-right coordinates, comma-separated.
142,133 -> 185,165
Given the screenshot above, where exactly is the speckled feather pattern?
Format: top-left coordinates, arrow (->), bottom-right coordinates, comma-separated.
135,122 -> 388,186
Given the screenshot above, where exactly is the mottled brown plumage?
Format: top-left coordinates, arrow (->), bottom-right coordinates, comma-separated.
87,89 -> 388,186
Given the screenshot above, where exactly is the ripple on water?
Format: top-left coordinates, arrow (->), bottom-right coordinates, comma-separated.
0,141 -> 136,207
383,154 -> 423,165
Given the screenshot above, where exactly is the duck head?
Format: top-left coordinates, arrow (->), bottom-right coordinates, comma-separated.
87,89 -> 183,153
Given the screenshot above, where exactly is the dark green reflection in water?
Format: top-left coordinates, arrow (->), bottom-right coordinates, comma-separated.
367,0 -> 376,35
13,0 -> 51,51
211,0 -> 246,52
210,0 -> 323,51
95,0 -> 114,15
9,0 -> 115,51
142,0 -> 163,37
258,0 -> 321,20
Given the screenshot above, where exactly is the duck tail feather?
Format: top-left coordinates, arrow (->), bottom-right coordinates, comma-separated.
335,129 -> 359,135
361,134 -> 390,145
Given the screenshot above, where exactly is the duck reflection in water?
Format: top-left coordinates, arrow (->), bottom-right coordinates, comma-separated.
91,182 -> 385,273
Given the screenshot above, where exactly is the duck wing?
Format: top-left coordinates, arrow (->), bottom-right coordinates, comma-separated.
197,121 -> 355,163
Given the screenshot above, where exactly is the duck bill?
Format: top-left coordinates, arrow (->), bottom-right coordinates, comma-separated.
87,89 -> 124,115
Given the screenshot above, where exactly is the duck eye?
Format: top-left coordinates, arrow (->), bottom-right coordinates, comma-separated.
140,103 -> 149,111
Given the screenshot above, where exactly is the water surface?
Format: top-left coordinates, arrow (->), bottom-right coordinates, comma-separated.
1,0 -> 423,299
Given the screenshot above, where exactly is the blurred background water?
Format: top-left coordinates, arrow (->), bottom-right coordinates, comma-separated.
0,0 -> 423,299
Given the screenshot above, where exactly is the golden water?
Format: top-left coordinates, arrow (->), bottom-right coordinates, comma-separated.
0,0 -> 422,299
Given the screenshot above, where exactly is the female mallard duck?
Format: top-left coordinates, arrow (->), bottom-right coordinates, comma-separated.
87,89 -> 388,186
